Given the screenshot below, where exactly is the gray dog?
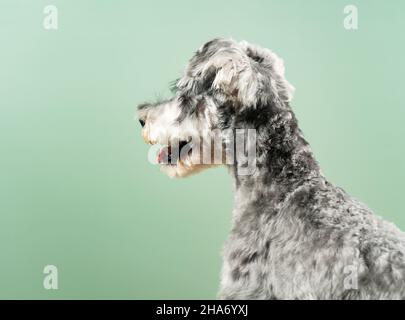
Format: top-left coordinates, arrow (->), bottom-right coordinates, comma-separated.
138,38 -> 405,299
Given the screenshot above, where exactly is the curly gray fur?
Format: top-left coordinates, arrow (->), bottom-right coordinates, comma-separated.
139,38 -> 405,299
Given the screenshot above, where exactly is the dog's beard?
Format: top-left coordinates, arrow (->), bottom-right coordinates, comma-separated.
160,161 -> 215,178
156,139 -> 219,178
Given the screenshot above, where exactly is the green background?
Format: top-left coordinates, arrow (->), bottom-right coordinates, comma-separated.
0,0 -> 404,299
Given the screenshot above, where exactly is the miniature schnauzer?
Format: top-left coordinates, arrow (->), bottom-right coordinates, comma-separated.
138,38 -> 405,299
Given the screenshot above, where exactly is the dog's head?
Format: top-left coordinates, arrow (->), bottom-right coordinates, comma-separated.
137,38 -> 294,178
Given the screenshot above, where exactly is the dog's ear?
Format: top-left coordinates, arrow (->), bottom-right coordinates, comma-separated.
239,41 -> 295,106
204,48 -> 260,107
178,39 -> 294,108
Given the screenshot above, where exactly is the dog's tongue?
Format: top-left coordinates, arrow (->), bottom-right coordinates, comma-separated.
157,146 -> 170,164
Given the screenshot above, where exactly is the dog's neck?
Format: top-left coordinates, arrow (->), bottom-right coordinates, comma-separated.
229,105 -> 322,218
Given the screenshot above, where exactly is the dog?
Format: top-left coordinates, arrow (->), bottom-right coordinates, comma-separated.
137,38 -> 405,299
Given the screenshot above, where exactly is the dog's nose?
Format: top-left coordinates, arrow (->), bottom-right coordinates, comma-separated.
139,119 -> 145,127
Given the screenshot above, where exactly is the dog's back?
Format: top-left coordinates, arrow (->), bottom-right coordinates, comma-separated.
220,176 -> 405,299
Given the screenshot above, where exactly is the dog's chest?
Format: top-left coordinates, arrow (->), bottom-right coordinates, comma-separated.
219,211 -> 339,300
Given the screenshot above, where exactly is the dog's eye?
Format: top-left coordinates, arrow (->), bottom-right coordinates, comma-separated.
139,119 -> 145,127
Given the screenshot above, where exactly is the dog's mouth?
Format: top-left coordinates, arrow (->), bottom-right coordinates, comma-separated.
156,140 -> 192,166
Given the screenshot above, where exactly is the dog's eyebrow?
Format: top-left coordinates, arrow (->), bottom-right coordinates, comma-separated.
137,102 -> 151,110
137,97 -> 170,110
